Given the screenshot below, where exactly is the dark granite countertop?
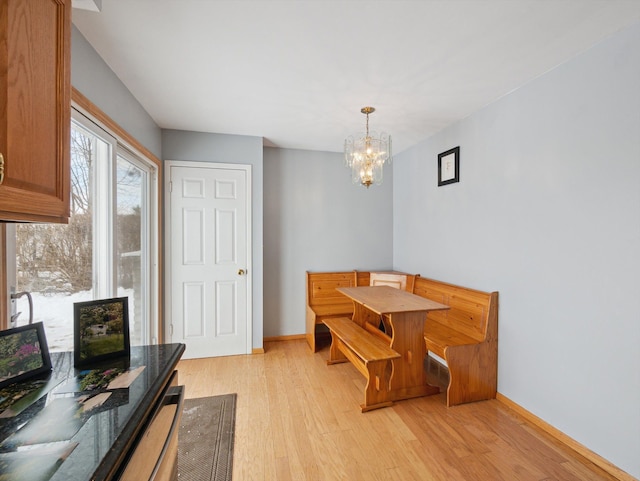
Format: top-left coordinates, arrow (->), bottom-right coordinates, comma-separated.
0,343 -> 185,481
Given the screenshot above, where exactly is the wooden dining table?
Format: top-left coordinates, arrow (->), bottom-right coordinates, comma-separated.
337,285 -> 450,403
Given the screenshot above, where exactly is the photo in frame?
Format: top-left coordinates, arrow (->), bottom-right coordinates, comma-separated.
74,297 -> 130,367
438,146 -> 460,186
0,322 -> 52,390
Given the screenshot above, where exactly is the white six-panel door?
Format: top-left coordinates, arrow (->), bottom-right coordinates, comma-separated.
165,161 -> 251,359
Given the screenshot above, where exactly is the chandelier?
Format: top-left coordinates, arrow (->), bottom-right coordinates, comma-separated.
344,106 -> 392,188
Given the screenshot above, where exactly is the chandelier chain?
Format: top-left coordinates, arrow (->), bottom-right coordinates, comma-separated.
366,111 -> 369,138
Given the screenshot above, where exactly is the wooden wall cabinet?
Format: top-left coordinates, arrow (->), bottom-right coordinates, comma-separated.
0,0 -> 71,223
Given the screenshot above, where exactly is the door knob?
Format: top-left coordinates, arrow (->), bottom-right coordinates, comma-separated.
238,269 -> 246,275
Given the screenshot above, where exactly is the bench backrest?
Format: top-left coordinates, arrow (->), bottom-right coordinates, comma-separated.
354,270 -> 371,287
306,270 -> 421,317
413,276 -> 498,342
369,272 -> 417,292
306,271 -> 357,315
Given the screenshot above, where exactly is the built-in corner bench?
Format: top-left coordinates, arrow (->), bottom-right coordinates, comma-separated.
306,270 -> 498,408
305,270 -> 416,353
413,276 -> 498,407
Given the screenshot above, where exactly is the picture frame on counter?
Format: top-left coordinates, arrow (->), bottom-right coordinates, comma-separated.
74,297 -> 131,367
0,322 -> 52,389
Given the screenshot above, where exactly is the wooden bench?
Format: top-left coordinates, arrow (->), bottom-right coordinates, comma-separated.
306,271 -> 358,352
305,270 -> 417,352
323,317 -> 400,412
412,276 -> 499,407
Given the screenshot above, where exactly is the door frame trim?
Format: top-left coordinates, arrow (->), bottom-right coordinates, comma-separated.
164,160 -> 253,355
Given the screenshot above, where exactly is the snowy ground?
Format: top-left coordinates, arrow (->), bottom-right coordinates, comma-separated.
14,289 -> 134,353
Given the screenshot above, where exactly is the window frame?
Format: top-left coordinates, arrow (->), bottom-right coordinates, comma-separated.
1,88 -> 164,343
116,146 -> 159,345
71,111 -> 118,299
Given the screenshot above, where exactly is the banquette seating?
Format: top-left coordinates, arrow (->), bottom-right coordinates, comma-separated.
413,276 -> 498,406
305,271 -> 358,354
305,271 -> 416,352
306,270 -> 498,407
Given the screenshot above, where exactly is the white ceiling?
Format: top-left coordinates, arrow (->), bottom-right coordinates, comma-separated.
72,0 -> 640,154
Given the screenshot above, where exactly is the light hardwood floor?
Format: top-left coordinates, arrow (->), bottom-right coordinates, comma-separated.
177,339 -> 617,481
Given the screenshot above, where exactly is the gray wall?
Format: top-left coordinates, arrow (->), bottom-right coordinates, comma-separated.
71,26 -> 162,158
263,147 -> 394,337
162,130 -> 265,349
393,23 -> 640,478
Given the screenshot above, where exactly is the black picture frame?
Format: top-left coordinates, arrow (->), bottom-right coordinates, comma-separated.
74,297 -> 130,367
438,146 -> 460,186
0,322 -> 52,389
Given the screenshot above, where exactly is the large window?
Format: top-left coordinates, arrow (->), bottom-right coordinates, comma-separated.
14,108 -> 159,351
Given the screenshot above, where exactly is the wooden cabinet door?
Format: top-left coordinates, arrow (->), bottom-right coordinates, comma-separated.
0,0 -> 70,223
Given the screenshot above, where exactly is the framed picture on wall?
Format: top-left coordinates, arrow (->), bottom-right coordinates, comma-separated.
0,322 -> 52,389
74,297 -> 130,367
438,146 -> 460,186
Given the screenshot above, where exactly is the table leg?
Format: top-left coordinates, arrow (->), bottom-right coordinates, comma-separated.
352,302 -> 381,329
387,311 -> 440,401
